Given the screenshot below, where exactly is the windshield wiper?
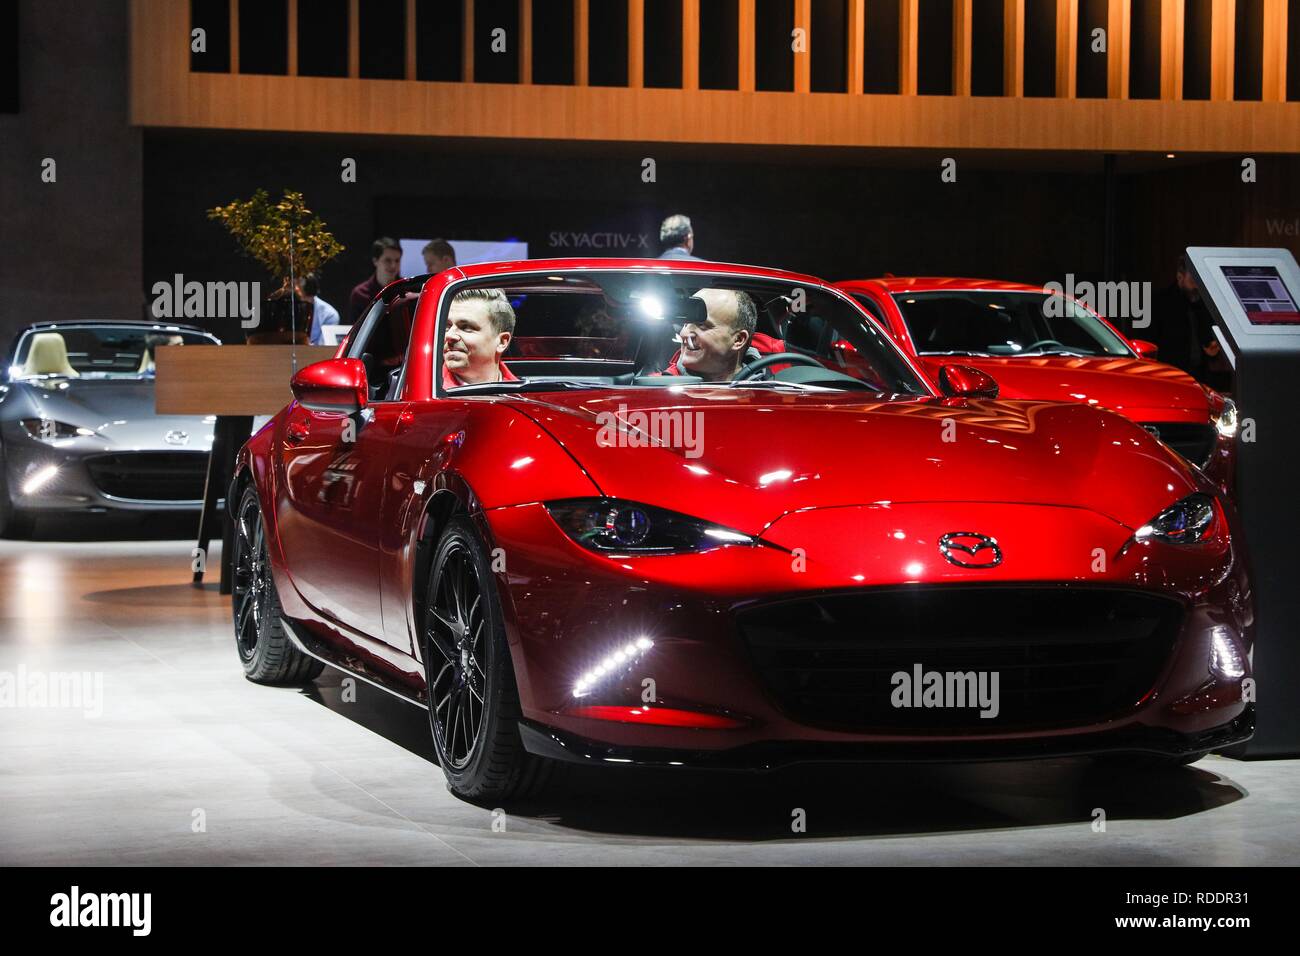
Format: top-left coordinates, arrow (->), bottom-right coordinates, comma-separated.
1018,348 -> 1096,357
919,349 -> 992,357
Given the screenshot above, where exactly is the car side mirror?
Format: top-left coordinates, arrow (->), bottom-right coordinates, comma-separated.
938,364 -> 999,399
1130,339 -> 1159,359
291,358 -> 368,414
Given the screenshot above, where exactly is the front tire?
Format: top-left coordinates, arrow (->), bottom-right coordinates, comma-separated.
423,514 -> 553,802
231,485 -> 323,685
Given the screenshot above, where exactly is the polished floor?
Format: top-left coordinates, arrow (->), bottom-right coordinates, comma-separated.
1,517 -> 1297,866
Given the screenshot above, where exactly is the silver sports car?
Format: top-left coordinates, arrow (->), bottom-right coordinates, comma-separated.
0,321 -> 221,536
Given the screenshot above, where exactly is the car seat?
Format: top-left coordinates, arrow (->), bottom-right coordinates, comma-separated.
22,332 -> 79,377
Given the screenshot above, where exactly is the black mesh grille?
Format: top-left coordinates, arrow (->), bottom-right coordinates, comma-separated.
1140,422 -> 1216,468
86,452 -> 208,501
736,588 -> 1183,733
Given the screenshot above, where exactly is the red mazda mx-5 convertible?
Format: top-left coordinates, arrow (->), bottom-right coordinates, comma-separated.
835,277 -> 1238,494
228,259 -> 1254,801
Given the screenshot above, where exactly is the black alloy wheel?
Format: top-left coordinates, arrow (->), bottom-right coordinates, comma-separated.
426,538 -> 488,771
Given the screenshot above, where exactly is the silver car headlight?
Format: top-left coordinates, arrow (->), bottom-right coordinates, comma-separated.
20,418 -> 97,442
545,498 -> 756,554
1134,493 -> 1219,545
1213,398 -> 1238,438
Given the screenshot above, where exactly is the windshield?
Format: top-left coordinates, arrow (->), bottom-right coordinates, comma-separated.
437,272 -> 930,396
10,325 -> 218,380
890,291 -> 1132,358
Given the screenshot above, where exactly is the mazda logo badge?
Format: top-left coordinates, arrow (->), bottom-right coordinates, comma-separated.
164,429 -> 190,445
938,532 -> 1002,569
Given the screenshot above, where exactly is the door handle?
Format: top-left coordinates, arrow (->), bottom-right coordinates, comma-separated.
286,421 -> 310,443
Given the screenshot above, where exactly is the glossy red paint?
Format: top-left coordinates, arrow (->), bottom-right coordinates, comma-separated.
936,363 -> 999,398
290,357 -> 368,413
566,705 -> 748,729
835,276 -> 1238,494
232,259 -> 1253,771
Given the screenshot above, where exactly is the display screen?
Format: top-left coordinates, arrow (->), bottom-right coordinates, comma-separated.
1222,265 -> 1300,325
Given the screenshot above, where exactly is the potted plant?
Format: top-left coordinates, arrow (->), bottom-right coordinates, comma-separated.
208,190 -> 345,344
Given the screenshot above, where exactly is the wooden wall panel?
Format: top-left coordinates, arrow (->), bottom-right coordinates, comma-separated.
847,0 -> 864,94
1211,0 -> 1235,100
739,0 -> 756,92
1161,0 -> 1184,99
795,0 -> 811,94
1005,0 -> 1025,96
1261,0 -> 1288,102
155,346 -> 338,416
1056,0 -> 1078,97
899,0 -> 919,95
131,0 -> 1300,154
1108,0 -> 1131,99
953,0 -> 972,96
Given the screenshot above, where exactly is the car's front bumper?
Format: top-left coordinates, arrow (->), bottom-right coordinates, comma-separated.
484,500 -> 1255,764
3,438 -> 210,513
519,707 -> 1256,770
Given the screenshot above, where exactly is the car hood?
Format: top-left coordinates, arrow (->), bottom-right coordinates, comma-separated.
4,378 -> 214,451
506,388 -> 1198,536
916,355 -> 1210,422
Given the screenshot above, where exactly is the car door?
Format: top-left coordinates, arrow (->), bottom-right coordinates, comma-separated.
275,294 -> 414,640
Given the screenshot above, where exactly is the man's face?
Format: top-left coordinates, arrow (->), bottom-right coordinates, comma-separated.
679,288 -> 748,380
444,300 -> 510,384
423,252 -> 455,275
374,247 -> 402,284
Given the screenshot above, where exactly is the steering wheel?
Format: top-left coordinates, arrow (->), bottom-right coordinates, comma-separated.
1019,339 -> 1068,352
731,352 -> 825,382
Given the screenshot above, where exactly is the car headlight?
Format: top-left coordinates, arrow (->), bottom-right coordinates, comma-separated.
20,418 -> 96,442
1213,397 -> 1238,438
545,498 -> 756,554
1134,493 -> 1219,545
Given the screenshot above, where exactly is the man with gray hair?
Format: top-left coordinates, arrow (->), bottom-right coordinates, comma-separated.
442,288 -> 519,387
659,214 -> 702,260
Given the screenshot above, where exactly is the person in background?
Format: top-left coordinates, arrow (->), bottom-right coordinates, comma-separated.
297,273 -> 343,346
658,214 -> 702,260
422,239 -> 457,276
1151,255 -> 1233,393
350,237 -> 403,322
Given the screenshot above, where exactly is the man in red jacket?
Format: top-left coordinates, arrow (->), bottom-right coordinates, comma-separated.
442,288 -> 519,388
